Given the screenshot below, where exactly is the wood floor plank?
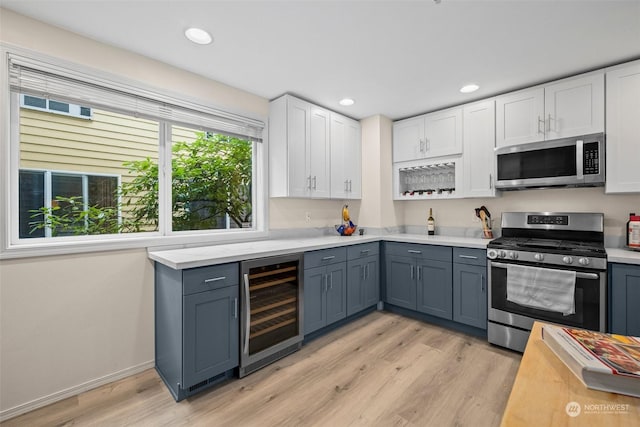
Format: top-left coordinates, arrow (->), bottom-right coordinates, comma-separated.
1,311 -> 521,427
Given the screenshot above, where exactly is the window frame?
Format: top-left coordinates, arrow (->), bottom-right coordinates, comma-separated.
0,45 -> 268,259
20,94 -> 93,120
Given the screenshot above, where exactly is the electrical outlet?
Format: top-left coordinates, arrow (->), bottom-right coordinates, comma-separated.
305,212 -> 311,223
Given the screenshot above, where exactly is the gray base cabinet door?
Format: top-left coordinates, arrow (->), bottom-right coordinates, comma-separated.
453,263 -> 487,329
610,263 -> 640,336
416,260 -> 453,319
183,286 -> 239,387
385,255 -> 416,310
347,256 -> 379,316
304,262 -> 347,335
304,266 -> 327,335
325,263 -> 347,325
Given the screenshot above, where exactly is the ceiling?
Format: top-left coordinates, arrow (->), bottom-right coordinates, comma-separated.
2,0 -> 640,120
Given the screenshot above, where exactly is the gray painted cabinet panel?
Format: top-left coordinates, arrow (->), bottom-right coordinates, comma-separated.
347,255 -> 380,316
303,250 -> 347,335
453,263 -> 487,329
416,259 -> 453,319
183,285 -> 239,387
385,255 -> 416,310
610,263 -> 640,336
155,262 -> 239,401
304,265 -> 327,334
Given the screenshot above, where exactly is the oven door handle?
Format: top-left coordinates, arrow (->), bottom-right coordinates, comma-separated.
490,262 -> 600,280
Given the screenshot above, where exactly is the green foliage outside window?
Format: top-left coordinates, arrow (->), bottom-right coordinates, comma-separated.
29,132 -> 253,236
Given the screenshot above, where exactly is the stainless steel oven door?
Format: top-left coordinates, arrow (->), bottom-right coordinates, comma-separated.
488,260 -> 606,332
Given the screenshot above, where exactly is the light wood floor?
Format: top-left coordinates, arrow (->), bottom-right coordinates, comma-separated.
2,311 -> 521,427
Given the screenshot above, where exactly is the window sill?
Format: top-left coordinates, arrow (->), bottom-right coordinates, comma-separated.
0,229 -> 269,260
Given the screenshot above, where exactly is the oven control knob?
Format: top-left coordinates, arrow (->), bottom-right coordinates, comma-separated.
487,249 -> 498,260
508,251 -> 518,260
499,250 -> 507,259
562,256 -> 574,264
578,257 -> 590,266
534,253 -> 544,262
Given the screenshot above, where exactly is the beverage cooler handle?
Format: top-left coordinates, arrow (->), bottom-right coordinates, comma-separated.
243,273 -> 251,355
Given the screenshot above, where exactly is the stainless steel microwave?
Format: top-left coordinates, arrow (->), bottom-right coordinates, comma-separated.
494,133 -> 605,190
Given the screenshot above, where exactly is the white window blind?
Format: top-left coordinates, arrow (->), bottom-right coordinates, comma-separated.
8,53 -> 264,141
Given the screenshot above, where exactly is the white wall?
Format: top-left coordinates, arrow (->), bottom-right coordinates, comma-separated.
402,187 -> 639,240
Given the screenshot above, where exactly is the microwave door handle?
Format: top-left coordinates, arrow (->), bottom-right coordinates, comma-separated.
576,139 -> 584,180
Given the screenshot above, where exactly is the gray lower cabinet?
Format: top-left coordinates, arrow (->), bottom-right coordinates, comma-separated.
304,247 -> 347,335
385,242 -> 453,319
155,262 -> 239,401
610,263 -> 640,336
346,243 -> 380,316
452,248 -> 487,330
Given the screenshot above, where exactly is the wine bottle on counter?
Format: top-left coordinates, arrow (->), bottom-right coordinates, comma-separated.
427,208 -> 435,235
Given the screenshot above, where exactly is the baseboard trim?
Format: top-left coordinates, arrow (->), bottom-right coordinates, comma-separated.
0,360 -> 155,422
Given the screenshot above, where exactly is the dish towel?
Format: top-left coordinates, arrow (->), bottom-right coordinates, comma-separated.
506,264 -> 576,316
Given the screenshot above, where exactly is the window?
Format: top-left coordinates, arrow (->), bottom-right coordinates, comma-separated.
20,170 -> 119,238
21,94 -> 92,119
4,51 -> 265,254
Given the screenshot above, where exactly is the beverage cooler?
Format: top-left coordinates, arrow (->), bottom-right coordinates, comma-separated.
239,254 -> 304,377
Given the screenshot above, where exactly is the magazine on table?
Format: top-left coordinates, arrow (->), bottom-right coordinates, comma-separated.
541,324 -> 640,398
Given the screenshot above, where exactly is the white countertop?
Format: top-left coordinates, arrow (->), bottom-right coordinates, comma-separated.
606,247 -> 640,265
148,233 -> 640,270
148,233 -> 490,270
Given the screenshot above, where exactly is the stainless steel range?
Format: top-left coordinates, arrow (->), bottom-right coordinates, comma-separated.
487,212 -> 606,352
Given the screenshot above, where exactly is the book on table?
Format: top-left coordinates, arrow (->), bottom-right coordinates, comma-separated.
541,324 -> 640,398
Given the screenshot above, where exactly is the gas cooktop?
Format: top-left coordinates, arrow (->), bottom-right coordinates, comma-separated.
488,237 -> 606,258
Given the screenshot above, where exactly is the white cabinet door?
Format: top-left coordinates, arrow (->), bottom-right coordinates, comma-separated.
330,113 -> 361,199
606,61 -> 640,193
331,113 -> 362,199
286,97 -> 311,198
495,88 -> 545,147
393,117 -> 424,162
309,106 -> 331,199
545,73 -> 604,140
424,107 -> 463,158
462,100 -> 496,198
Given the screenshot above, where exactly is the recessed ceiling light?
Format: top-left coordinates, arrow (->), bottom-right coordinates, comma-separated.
460,84 -> 479,93
339,98 -> 355,106
185,27 -> 212,45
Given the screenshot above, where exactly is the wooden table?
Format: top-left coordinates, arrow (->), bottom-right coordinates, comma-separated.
500,321 -> 640,427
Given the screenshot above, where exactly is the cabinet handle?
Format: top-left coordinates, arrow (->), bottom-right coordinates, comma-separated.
312,175 -> 317,190
360,249 -> 370,254
307,175 -> 312,190
458,255 -> 478,260
410,265 -> 414,280
365,264 -> 369,280
547,113 -> 552,133
481,275 -> 485,293
204,276 -> 226,283
417,266 -> 421,281
489,173 -> 492,189
322,255 -> 336,261
242,274 -> 250,355
419,139 -> 424,153
349,180 -> 352,192
345,180 -> 349,192
361,265 -> 365,280
407,249 -> 422,254
329,274 -> 333,290
233,298 -> 238,319
537,116 -> 544,134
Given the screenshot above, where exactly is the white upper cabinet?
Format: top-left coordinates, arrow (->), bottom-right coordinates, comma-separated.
393,107 -> 462,162
495,88 -> 544,146
269,95 -> 330,199
330,113 -> 361,199
496,72 -> 604,147
605,60 -> 640,193
461,99 -> 496,198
